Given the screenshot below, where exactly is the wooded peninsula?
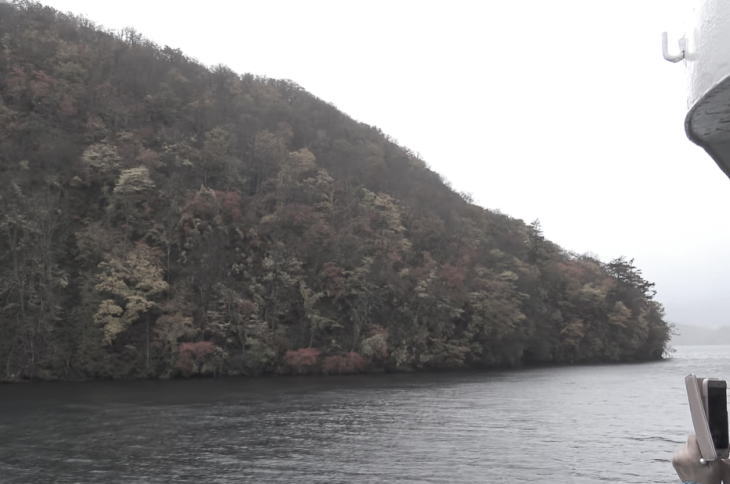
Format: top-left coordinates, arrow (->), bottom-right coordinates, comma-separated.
0,2 -> 670,381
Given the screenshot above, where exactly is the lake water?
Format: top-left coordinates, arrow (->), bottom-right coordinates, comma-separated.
0,345 -> 727,483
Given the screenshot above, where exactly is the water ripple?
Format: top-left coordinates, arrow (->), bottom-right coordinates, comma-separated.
0,346 -> 727,483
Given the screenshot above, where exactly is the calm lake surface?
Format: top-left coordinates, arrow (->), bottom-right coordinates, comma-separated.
0,345 -> 726,483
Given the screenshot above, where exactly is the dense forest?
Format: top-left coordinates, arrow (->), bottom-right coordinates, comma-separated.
0,2 -> 670,381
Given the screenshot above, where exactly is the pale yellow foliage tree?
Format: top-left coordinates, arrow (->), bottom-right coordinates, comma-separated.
94,243 -> 168,344
81,142 -> 121,173
113,166 -> 155,196
361,189 -> 412,253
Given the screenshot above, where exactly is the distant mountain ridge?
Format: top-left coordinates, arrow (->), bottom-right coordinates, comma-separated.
0,2 -> 670,380
671,324 -> 730,345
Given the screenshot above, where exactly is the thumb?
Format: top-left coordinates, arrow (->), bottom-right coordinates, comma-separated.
718,458 -> 730,477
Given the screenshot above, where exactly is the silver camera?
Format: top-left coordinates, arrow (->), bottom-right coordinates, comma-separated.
685,374 -> 729,461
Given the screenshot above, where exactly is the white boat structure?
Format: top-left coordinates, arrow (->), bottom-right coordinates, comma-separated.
666,0 -> 730,176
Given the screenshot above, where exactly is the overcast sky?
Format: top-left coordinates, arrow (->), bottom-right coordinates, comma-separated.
40,0 -> 730,327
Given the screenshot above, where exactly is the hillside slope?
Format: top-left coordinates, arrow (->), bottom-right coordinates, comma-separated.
0,2 -> 670,380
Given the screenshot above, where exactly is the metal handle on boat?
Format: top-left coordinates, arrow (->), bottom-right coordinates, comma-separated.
662,32 -> 686,63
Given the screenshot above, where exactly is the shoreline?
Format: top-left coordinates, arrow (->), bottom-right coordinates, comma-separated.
0,353 -> 670,385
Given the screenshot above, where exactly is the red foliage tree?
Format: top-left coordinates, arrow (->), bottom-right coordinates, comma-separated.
320,262 -> 345,297
214,190 -> 242,223
440,263 -> 466,289
284,347 -> 321,374
176,341 -> 216,376
279,203 -> 316,232
182,189 -> 218,220
322,352 -> 366,375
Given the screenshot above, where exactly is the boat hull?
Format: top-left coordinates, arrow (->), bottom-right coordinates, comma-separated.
685,0 -> 730,177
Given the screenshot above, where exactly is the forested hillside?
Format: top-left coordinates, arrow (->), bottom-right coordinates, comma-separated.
0,2 -> 670,381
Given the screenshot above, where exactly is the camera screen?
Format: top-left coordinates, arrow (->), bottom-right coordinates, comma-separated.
708,380 -> 729,450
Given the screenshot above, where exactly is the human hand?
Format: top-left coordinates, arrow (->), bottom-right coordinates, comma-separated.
673,435 -> 723,484
720,457 -> 730,484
